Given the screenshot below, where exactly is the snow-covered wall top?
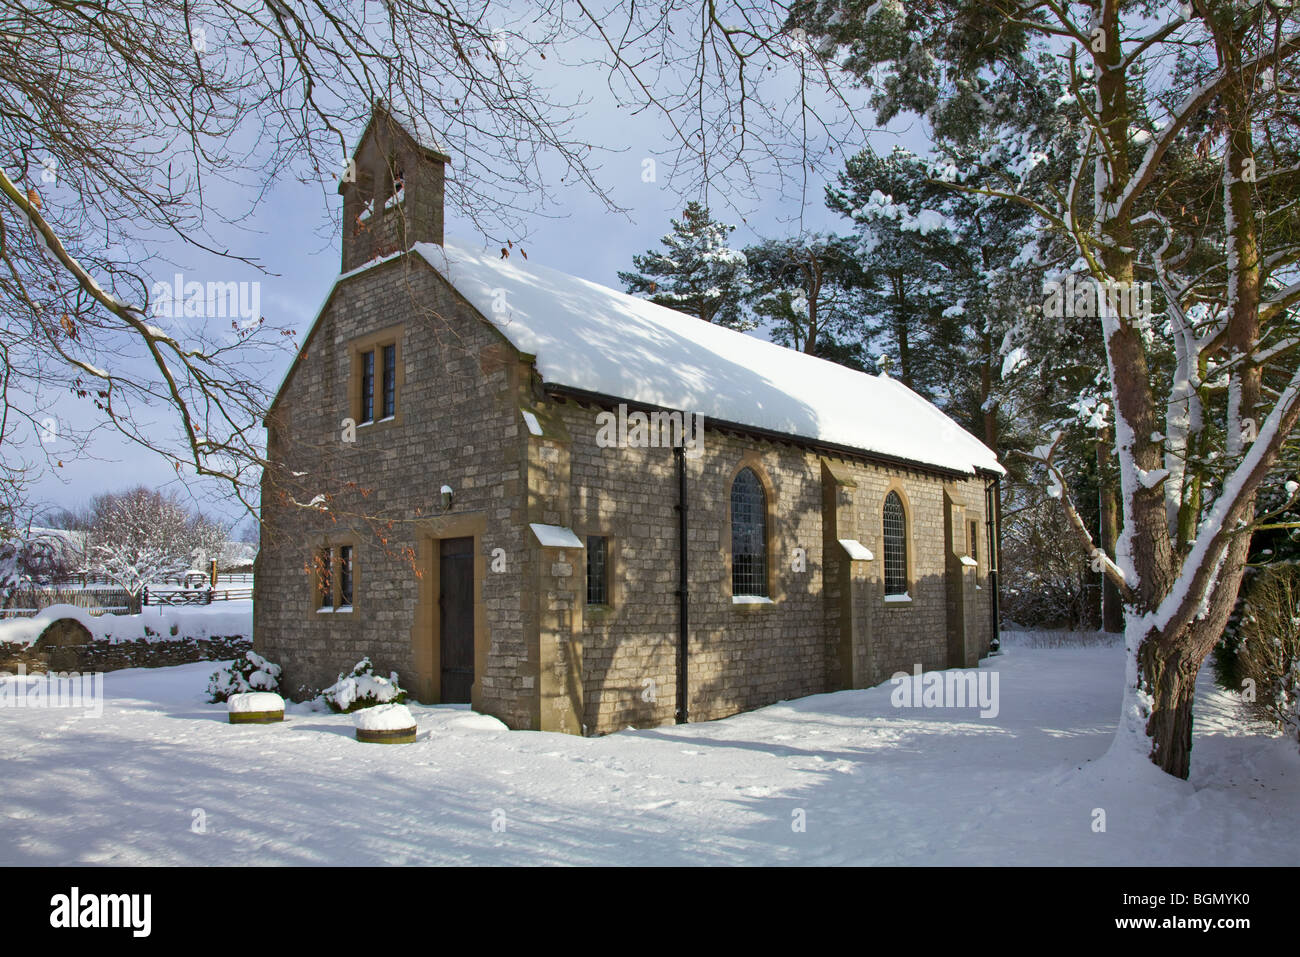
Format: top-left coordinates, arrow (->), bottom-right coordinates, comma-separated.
417,241 -> 1003,476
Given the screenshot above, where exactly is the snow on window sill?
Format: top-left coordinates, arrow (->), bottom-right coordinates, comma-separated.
316,606 -> 334,613
335,604 -> 353,613
884,594 -> 912,603
960,555 -> 978,567
521,409 -> 544,436
732,595 -> 774,605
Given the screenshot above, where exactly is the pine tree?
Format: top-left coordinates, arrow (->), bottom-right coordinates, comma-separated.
743,235 -> 867,368
826,147 -> 968,400
619,201 -> 752,329
797,0 -> 1300,777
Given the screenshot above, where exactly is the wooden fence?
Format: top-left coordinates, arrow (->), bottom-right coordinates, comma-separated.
40,571 -> 255,588
142,586 -> 253,606
1,577 -> 254,617
0,585 -> 133,618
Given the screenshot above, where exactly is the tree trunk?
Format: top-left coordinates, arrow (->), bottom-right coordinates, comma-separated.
1135,525 -> 1252,778
1138,636 -> 1200,778
1096,428 -> 1124,633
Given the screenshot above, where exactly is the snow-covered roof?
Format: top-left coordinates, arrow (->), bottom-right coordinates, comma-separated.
416,241 -> 1003,475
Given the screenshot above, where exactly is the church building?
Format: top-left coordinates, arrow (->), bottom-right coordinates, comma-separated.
253,106 -> 1005,735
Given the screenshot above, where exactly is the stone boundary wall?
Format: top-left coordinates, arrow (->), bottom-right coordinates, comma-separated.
0,620 -> 251,674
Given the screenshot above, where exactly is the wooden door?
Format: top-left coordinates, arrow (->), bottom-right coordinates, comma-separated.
438,537 -> 475,703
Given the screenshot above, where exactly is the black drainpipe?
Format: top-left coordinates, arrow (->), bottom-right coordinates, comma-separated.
675,445 -> 689,724
987,475 -> 1001,652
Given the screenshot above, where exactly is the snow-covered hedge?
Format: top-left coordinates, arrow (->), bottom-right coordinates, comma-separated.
323,658 -> 405,713
207,650 -> 282,702
1233,565 -> 1300,743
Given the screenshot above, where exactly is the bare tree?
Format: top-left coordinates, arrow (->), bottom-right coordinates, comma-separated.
0,0 -> 615,523
83,486 -> 226,607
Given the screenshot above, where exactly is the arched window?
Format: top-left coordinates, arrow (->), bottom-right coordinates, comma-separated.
731,467 -> 768,597
883,491 -> 908,596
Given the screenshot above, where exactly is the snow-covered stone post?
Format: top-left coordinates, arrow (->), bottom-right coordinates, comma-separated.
942,490 -> 979,669
525,407 -> 584,734
529,524 -> 584,735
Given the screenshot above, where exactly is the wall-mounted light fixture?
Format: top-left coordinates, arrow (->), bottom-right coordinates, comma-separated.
440,484 -> 453,511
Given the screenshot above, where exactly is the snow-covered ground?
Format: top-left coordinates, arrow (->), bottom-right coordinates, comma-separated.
0,640 -> 1295,865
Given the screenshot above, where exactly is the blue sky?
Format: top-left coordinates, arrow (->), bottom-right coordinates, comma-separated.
28,46 -> 931,530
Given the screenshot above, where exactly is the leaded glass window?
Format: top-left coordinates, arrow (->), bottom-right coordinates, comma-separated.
586,535 -> 608,605
317,548 -> 333,608
338,545 -> 353,606
360,350 -> 375,423
883,491 -> 907,596
731,467 -> 768,597
382,344 -> 396,418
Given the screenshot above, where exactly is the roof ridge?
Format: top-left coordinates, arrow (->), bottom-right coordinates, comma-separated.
415,239 -> 1003,476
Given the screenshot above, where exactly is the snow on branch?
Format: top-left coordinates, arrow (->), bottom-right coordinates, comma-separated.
1112,31 -> 1300,223
1152,363 -> 1300,635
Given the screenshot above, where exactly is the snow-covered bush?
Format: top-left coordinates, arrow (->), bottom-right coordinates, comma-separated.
1234,565 -> 1300,743
322,657 -> 406,713
1,528 -> 80,609
207,650 -> 282,703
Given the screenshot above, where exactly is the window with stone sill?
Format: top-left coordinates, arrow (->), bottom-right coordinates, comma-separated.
731,467 -> 769,598
883,491 -> 908,597
313,543 -> 356,612
351,331 -> 402,427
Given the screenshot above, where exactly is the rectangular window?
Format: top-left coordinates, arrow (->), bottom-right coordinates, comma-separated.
969,520 -> 979,562
360,350 -> 375,423
382,344 -> 396,418
338,545 -> 353,606
586,535 -> 608,605
317,548 -> 332,608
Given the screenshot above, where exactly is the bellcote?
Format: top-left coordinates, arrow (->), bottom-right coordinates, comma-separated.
339,103 -> 449,273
